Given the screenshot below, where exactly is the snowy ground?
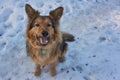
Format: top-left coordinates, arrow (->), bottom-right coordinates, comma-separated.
0,0 -> 120,80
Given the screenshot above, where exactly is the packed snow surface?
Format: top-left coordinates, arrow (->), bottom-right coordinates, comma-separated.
0,0 -> 120,80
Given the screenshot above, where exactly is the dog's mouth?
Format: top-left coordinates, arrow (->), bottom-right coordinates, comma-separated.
38,37 -> 49,46
36,30 -> 50,46
39,37 -> 48,45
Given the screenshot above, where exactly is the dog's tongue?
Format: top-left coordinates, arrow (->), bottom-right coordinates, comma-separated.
40,37 -> 48,45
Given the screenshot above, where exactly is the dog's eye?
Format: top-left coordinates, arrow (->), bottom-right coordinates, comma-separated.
35,23 -> 40,27
47,23 -> 52,27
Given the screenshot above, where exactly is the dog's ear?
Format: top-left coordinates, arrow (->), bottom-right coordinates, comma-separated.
25,4 -> 38,19
49,7 -> 64,22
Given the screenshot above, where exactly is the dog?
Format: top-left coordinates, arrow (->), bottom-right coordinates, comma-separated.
25,4 -> 74,76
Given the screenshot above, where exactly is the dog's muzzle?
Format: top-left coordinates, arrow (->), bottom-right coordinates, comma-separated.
36,30 -> 50,46
42,30 -> 48,37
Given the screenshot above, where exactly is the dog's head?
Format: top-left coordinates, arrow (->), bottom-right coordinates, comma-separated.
25,4 -> 63,46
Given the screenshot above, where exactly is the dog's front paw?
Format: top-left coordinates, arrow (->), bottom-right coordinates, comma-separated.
34,65 -> 41,76
50,69 -> 56,76
50,63 -> 56,76
34,69 -> 41,76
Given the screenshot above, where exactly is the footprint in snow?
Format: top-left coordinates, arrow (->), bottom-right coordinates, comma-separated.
65,6 -> 70,14
17,15 -> 24,21
25,0 -> 29,2
4,23 -> 13,29
0,41 -> 6,51
99,37 -> 107,42
0,24 -> 6,36
76,65 -> 83,73
56,0 -> 62,3
0,8 -> 13,23
17,2 -> 26,8
0,23 -> 13,37
36,2 -> 44,8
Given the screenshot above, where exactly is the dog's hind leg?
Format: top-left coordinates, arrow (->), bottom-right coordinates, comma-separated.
59,42 -> 68,62
58,32 -> 74,62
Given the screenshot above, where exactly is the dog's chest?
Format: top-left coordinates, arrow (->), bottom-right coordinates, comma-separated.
34,48 -> 57,65
39,49 -> 47,55
31,46 -> 57,65
28,41 -> 60,65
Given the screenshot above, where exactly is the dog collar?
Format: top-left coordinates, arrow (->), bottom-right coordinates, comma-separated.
40,49 -> 46,55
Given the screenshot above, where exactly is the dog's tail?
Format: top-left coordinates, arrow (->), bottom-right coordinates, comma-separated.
62,32 -> 75,42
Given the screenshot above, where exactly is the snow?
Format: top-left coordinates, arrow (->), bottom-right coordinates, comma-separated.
0,0 -> 120,80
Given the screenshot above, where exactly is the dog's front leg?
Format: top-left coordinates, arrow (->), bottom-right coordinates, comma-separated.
50,62 -> 57,76
34,64 -> 41,76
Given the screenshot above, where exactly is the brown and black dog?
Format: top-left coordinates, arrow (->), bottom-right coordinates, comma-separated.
25,4 -> 74,76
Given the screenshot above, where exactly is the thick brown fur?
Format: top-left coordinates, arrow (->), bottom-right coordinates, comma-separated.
25,4 -> 74,76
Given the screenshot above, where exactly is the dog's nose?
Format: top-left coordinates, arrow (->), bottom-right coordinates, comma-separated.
42,30 -> 48,37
